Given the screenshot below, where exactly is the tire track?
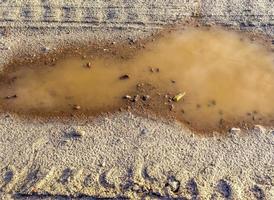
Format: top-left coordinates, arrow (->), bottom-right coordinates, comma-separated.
0,0 -> 196,27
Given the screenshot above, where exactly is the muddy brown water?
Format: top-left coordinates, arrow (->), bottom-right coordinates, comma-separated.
1,29 -> 274,132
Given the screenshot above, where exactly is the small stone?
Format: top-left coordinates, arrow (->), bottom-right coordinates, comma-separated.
253,125 -> 266,133
86,62 -> 91,68
101,161 -> 106,167
142,95 -> 150,101
167,177 -> 180,193
133,95 -> 140,102
170,104 -> 175,111
128,38 -> 136,45
149,67 -> 160,73
123,95 -> 132,100
171,80 -> 176,83
72,127 -> 85,137
137,83 -> 144,88
73,105 -> 81,110
229,127 -> 241,134
5,95 -> 17,99
140,128 -> 148,135
41,46 -> 50,53
119,74 -> 130,80
132,183 -> 142,192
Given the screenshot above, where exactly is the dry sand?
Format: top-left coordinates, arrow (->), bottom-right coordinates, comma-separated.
0,0 -> 273,199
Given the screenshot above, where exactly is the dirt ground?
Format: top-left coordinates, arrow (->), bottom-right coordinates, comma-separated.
0,1 -> 273,199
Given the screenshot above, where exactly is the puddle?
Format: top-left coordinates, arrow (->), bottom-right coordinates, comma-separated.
1,29 -> 274,132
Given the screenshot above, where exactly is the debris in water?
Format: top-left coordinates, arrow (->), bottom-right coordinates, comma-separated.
86,62 -> 91,68
5,95 -> 17,99
123,95 -> 132,100
172,92 -> 186,102
119,74 -> 130,80
150,67 -> 160,73
73,105 -> 81,110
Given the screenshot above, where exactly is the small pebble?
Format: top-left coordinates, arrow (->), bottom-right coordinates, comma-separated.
132,183 -> 143,192
86,62 -> 91,68
119,74 -> 130,80
123,95 -> 132,100
137,83 -> 144,88
140,128 -> 148,135
133,95 -> 140,102
41,46 -> 50,53
230,127 -> 241,134
167,178 -> 180,193
170,104 -> 175,111
73,105 -> 81,110
253,125 -> 266,133
5,95 -> 17,99
142,95 -> 150,101
72,127 -> 85,137
150,67 -> 160,73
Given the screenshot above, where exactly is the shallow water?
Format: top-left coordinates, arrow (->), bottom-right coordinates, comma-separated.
1,29 -> 274,131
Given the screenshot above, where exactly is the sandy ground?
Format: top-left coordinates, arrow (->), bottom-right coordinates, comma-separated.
0,0 -> 273,199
